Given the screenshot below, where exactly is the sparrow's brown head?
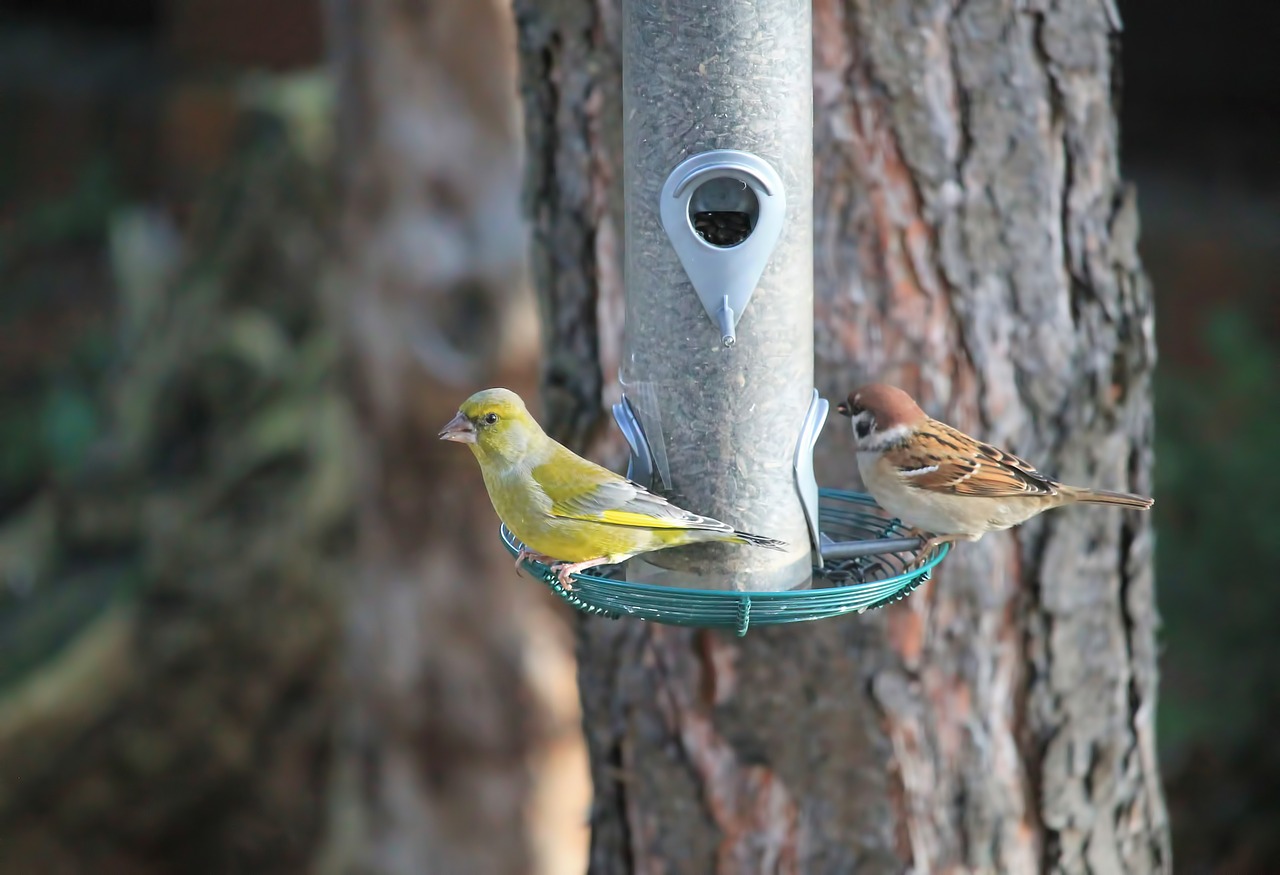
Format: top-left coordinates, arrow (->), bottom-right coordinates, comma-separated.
836,384 -> 927,446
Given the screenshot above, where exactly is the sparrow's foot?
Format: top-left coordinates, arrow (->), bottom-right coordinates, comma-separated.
916,533 -> 980,565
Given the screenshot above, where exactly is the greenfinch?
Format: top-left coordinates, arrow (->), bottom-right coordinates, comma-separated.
439,388 -> 787,587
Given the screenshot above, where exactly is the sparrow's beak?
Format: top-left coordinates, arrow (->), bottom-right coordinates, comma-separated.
836,401 -> 851,417
438,411 -> 477,444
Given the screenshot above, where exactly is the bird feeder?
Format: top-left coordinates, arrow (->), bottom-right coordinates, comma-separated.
502,0 -> 947,627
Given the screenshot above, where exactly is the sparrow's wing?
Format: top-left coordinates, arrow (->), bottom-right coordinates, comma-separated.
886,423 -> 1063,498
532,450 -> 734,532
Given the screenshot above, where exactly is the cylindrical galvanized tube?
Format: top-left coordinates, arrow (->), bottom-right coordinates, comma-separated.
621,0 -> 813,591
821,538 -> 927,561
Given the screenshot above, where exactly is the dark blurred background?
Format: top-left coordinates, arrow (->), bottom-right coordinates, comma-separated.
1,0 -> 1276,872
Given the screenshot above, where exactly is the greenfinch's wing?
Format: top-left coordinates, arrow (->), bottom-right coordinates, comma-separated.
532,456 -> 733,533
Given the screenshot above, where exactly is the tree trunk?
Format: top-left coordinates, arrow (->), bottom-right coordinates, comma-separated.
322,1 -> 585,873
514,0 -> 1169,872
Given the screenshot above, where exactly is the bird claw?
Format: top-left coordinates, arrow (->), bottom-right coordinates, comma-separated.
514,547 -> 555,579
909,532 -> 976,569
513,550 -> 583,591
549,558 -> 613,591
513,548 -> 532,578
899,529 -> 954,570
551,564 -> 576,591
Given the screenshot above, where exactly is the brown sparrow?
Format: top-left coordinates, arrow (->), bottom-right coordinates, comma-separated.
835,384 -> 1153,549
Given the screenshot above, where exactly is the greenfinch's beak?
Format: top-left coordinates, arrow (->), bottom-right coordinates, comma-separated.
438,411 -> 476,444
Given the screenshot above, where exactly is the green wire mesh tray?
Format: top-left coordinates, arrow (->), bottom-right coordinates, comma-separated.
498,488 -> 948,635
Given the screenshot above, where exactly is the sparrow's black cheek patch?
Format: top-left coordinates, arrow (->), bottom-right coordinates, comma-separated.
856,420 -> 872,439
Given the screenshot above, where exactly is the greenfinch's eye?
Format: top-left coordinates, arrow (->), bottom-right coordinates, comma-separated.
484,413 -> 499,425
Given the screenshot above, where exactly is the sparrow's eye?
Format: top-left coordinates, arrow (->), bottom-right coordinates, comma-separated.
855,418 -> 873,439
484,412 -> 499,425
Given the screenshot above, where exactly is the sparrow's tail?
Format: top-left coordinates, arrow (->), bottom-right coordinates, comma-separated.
1064,486 -> 1154,510
728,530 -> 790,551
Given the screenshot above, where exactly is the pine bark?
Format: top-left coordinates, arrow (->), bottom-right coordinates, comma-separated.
514,0 -> 1169,872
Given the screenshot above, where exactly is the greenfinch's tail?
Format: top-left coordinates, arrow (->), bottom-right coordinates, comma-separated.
729,530 -> 789,551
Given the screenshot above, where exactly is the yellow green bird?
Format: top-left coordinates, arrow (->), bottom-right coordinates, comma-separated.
438,388 -> 787,587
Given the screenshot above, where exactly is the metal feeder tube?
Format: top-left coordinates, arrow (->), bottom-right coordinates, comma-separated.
620,0 -> 814,591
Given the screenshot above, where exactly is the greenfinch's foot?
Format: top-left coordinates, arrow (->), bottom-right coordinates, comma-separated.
514,546 -> 555,578
551,558 -> 611,591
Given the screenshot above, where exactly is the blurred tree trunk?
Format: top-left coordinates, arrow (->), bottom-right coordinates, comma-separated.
322,1 -> 585,874
515,0 -> 1169,872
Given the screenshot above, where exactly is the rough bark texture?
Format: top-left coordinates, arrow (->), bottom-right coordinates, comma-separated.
323,1 -> 585,873
515,0 -> 1169,872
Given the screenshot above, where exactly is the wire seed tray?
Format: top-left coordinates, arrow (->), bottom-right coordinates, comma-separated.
499,489 -> 947,636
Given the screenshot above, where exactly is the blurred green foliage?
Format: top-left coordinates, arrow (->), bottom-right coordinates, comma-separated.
0,152 -> 125,510
0,106 -> 351,694
1155,309 -> 1280,758
40,383 -> 100,474
0,352 -> 112,498
0,156 -> 122,265
0,95 -> 348,866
